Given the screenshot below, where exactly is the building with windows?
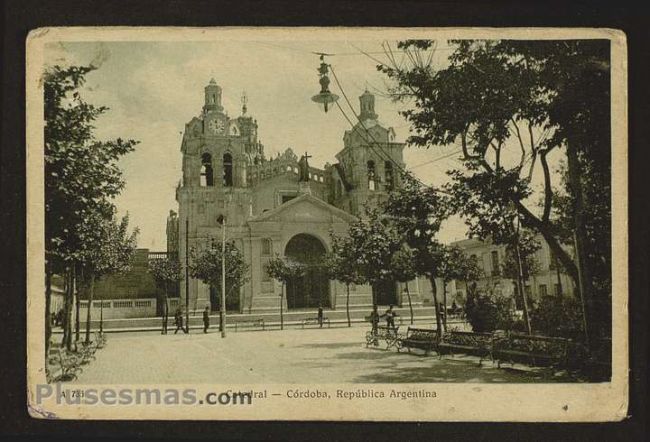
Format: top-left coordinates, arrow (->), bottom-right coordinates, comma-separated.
173,79 -> 435,314
447,236 -> 576,309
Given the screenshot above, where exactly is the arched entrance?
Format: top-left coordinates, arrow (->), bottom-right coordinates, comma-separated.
284,234 -> 330,309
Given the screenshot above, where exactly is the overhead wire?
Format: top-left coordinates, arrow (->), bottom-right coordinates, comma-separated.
328,63 -> 455,196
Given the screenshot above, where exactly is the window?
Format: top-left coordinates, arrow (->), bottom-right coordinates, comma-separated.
261,238 -> 272,256
200,153 -> 214,186
385,161 -> 394,191
554,283 -> 562,296
491,250 -> 500,276
539,284 -> 548,297
549,250 -> 559,270
367,160 -> 376,191
524,285 -> 532,297
223,153 -> 233,187
282,195 -> 295,204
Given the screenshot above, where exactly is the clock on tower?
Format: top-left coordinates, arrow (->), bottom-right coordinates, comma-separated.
208,118 -> 225,134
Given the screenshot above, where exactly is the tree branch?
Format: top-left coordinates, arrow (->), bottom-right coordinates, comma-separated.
539,147 -> 554,222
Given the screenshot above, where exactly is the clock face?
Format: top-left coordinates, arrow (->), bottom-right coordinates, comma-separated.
209,118 -> 225,134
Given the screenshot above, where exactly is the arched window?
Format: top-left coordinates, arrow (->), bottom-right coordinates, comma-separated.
367,160 -> 376,191
200,153 -> 214,186
384,161 -> 394,191
223,153 -> 233,187
261,238 -> 272,256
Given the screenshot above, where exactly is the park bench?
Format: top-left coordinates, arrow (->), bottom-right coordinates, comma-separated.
365,325 -> 401,350
491,333 -> 570,368
48,347 -> 83,381
234,319 -> 265,332
397,327 -> 438,355
437,330 -> 494,365
301,317 -> 330,328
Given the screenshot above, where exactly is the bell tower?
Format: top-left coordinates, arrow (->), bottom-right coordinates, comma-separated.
359,89 -> 378,121
332,90 -> 405,215
203,78 -> 224,113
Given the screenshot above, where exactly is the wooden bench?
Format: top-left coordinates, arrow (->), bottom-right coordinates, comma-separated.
437,330 -> 494,365
301,317 -> 330,328
365,325 -> 401,350
492,333 -> 570,368
234,319 -> 265,332
397,327 -> 438,355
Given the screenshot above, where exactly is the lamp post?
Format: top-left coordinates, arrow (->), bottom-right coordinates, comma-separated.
185,217 -> 190,333
217,214 -> 227,338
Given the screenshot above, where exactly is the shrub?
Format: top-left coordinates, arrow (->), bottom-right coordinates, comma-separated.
530,295 -> 585,340
465,290 -> 522,333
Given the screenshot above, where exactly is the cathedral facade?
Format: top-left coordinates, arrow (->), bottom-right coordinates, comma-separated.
173,79 -> 430,314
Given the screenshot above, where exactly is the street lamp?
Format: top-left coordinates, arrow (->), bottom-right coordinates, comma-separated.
311,54 -> 339,113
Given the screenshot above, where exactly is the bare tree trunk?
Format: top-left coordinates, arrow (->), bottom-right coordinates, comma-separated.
84,273 -> 95,344
405,281 -> 414,325
428,276 -> 442,338
74,266 -> 81,344
162,282 -> 168,334
442,280 -> 448,331
45,260 -> 52,360
63,266 -> 75,351
514,241 -> 533,335
345,283 -> 351,327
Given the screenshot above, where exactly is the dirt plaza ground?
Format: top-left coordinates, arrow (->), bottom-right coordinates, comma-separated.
69,325 -> 579,384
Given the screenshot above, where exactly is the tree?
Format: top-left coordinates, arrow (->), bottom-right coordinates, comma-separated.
381,175 -> 450,336
438,245 -> 484,331
343,208 -> 403,308
78,213 -> 138,343
148,256 -> 183,334
188,239 -> 250,330
326,233 -> 367,327
389,245 -> 417,325
265,255 -> 305,330
500,231 -> 541,304
379,40 -> 611,346
44,64 -> 138,351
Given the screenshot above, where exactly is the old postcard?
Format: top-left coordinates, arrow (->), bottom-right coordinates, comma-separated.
26,27 -> 628,421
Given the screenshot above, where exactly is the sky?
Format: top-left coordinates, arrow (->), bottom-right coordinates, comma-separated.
44,39 -> 562,250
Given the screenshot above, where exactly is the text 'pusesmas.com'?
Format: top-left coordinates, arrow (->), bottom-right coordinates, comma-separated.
35,384 -> 261,406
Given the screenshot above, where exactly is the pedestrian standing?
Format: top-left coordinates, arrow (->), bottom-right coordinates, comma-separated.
369,305 -> 380,346
317,304 -> 324,328
384,305 -> 399,333
203,306 -> 210,333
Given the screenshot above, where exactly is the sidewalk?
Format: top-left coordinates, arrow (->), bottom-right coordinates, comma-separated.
71,326 -> 576,384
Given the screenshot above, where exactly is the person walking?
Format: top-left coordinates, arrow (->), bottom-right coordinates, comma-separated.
317,304 -> 324,328
174,308 -> 186,334
203,306 -> 210,333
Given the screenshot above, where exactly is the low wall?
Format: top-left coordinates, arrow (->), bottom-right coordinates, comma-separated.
78,298 -> 159,320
